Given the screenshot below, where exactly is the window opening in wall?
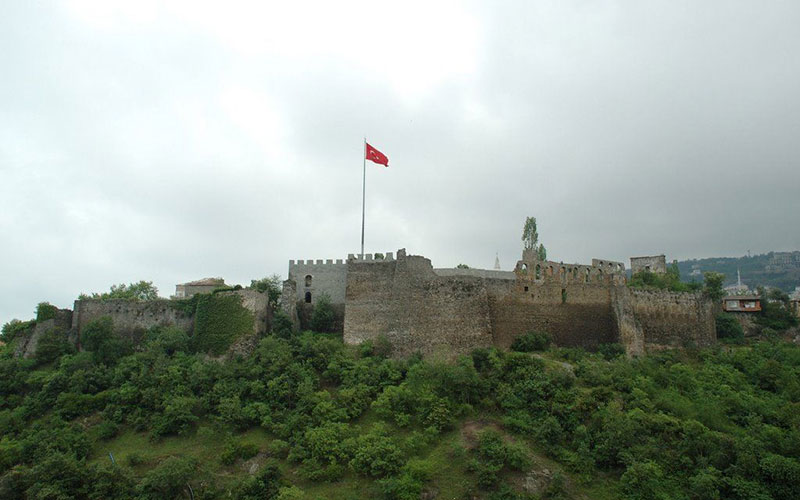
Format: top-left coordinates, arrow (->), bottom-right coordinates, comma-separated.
585,268 -> 590,282
524,286 -> 529,292
305,275 -> 312,287
305,292 -> 312,303
535,264 -> 541,279
645,266 -> 651,272
522,263 -> 529,272
561,288 -> 567,304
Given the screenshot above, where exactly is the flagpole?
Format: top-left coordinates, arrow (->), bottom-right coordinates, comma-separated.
360,137 -> 366,258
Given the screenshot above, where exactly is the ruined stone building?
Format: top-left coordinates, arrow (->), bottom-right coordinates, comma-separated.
282,247 -> 715,358
630,255 -> 667,274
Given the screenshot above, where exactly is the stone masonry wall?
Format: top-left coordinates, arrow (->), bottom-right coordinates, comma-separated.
626,288 -> 716,350
489,284 -> 619,350
631,255 -> 667,274
343,248 -> 716,359
72,299 -> 195,345
344,250 -> 494,358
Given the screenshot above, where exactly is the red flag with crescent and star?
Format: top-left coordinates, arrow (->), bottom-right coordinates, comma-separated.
365,143 -> 389,167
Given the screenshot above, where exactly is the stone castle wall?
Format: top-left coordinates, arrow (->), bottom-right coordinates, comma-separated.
72,298 -> 195,345
342,249 -> 716,358
625,288 -> 716,350
344,252 -> 494,358
489,283 -> 618,350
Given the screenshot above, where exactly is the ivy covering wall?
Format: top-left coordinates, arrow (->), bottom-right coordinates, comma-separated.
192,293 -> 254,355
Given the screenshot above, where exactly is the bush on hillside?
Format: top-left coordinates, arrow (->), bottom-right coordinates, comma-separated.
511,331 -> 551,352
310,293 -> 336,333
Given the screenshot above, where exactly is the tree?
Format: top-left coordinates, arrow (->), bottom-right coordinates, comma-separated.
250,275 -> 282,307
81,281 -> 159,301
522,217 -> 547,260
456,263 -> 470,269
80,316 -> 129,365
703,272 -> 725,302
310,293 -> 336,333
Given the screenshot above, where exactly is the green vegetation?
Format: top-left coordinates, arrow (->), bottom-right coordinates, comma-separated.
35,302 -> 58,322
249,275 -> 282,307
192,293 -> 255,355
310,293 -> 336,333
522,216 -> 547,261
628,263 -> 702,293
511,331 -> 551,352
2,314 -> 800,499
79,281 -> 160,301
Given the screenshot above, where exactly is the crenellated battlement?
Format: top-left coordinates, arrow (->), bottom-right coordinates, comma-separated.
346,252 -> 395,262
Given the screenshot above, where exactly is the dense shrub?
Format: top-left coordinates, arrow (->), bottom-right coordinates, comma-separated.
716,313 -> 744,341
510,331 -> 551,352
310,293 -> 336,333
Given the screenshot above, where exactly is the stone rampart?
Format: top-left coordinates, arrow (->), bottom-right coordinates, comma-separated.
489,283 -> 618,350
72,298 -> 195,345
626,288 -> 716,350
343,248 -> 717,359
344,251 -> 494,358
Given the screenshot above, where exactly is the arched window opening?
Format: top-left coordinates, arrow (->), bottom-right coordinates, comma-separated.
305,291 -> 312,303
535,264 -> 541,279
305,274 -> 312,287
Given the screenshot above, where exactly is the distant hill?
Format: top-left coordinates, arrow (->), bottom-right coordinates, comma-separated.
675,251 -> 800,292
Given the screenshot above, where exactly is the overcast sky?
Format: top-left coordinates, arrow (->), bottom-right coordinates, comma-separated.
2,1 -> 799,324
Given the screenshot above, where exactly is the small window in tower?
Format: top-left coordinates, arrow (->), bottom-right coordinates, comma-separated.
524,286 -> 529,292
305,275 -> 312,287
561,288 -> 567,304
305,292 -> 312,303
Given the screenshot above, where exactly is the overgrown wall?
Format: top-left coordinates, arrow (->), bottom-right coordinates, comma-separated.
72,299 -> 194,345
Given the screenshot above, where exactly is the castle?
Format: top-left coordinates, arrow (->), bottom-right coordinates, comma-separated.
12,239 -> 716,360
283,246 -> 715,357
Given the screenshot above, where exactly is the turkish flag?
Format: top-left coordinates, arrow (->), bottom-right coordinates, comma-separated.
365,143 -> 389,167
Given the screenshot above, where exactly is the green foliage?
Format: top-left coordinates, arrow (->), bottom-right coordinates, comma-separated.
192,293 -> 255,355
629,265 -> 701,293
470,429 -> 530,489
456,263 -> 470,269
81,280 -> 159,301
310,292 -> 336,333
136,456 -> 197,500
234,461 -> 283,500
716,313 -> 744,341
755,294 -> 798,332
80,316 -> 130,365
703,271 -> 726,302
250,274 -> 282,306
144,325 -> 189,355
34,327 -> 75,365
510,331 -> 551,352
1,319 -> 34,343
35,302 -> 58,322
349,425 -> 404,477
271,310 -> 295,339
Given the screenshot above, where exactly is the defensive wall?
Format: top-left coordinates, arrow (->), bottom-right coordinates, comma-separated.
340,248 -> 716,358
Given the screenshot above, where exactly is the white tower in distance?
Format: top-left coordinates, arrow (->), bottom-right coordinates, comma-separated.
494,252 -> 501,270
